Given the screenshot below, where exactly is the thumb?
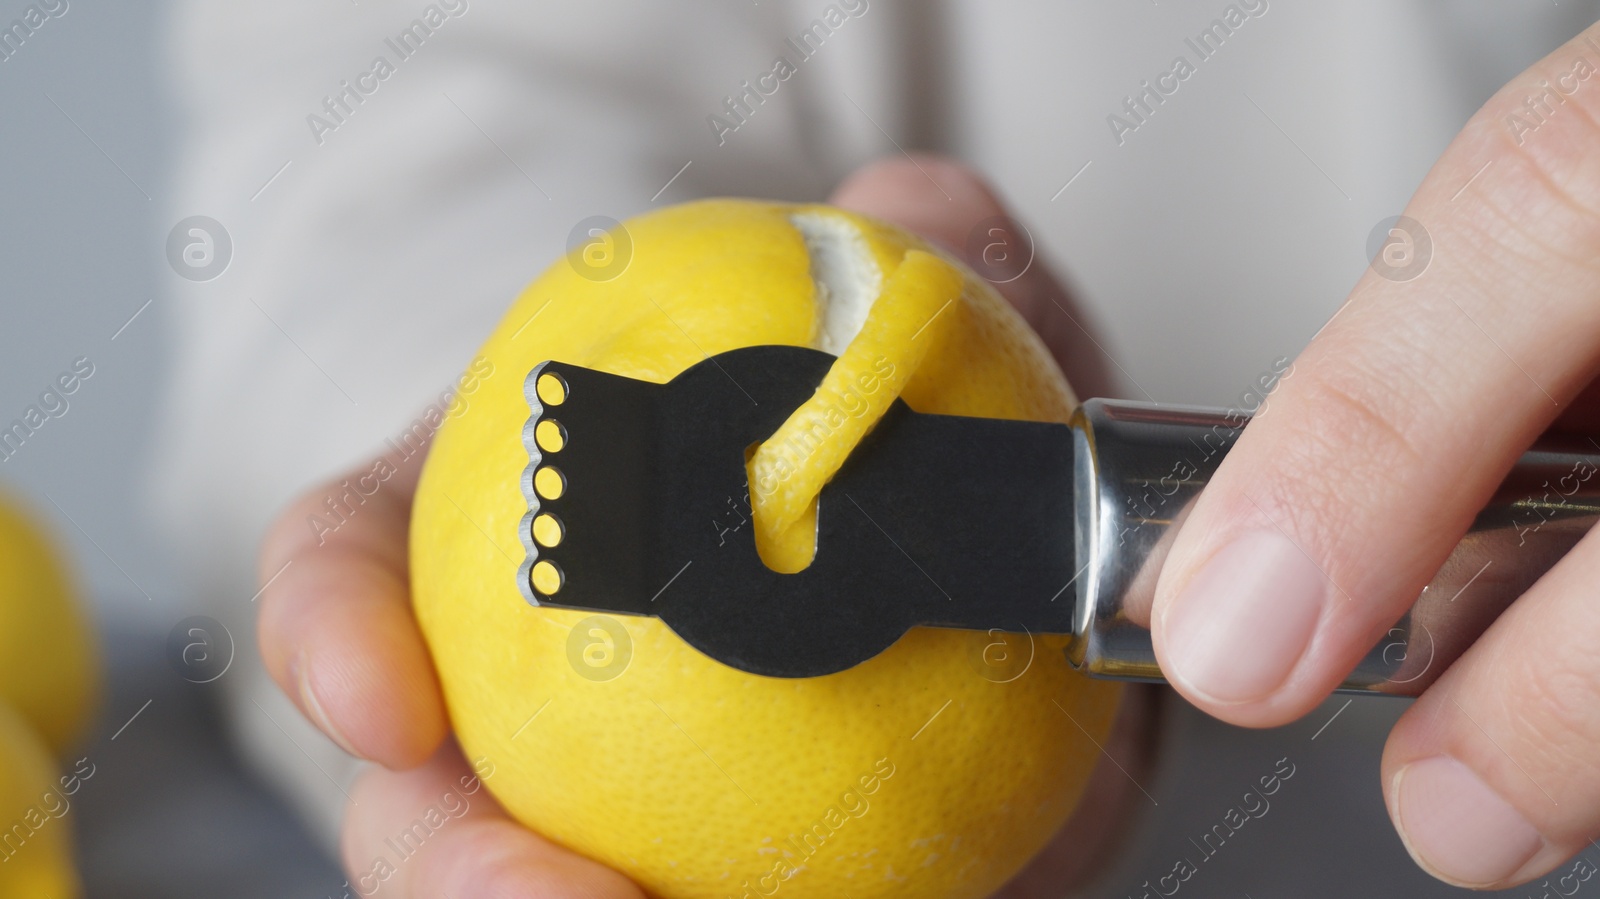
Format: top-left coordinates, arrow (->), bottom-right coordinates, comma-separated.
828,154 -> 1117,400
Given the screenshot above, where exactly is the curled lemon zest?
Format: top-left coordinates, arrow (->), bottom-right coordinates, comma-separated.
747,249 -> 963,572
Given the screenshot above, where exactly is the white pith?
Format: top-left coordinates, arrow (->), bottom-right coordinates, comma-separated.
791,211 -> 881,354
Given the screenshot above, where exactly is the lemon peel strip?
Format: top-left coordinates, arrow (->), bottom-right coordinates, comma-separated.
747,249 -> 963,572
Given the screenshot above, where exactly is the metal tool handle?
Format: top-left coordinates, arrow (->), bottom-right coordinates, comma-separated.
1067,399 -> 1600,695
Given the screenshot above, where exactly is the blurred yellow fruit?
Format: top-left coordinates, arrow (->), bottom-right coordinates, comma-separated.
0,702 -> 84,898
412,199 -> 1122,899
0,492 -> 98,754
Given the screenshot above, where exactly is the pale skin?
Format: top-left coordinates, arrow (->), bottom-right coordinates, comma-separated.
1144,20 -> 1600,892
261,20 -> 1600,890
257,155 -> 1153,897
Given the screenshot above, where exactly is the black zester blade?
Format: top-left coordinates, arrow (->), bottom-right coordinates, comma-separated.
518,345 -> 1079,678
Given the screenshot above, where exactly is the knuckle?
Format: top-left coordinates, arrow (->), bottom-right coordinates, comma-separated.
1456,160 -> 1600,288
1255,358 -> 1433,536
1465,43 -> 1600,278
1297,361 -> 1431,472
888,153 -> 987,196
1500,639 -> 1600,781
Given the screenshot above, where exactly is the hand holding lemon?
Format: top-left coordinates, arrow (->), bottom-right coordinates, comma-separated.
259,157 -> 1153,898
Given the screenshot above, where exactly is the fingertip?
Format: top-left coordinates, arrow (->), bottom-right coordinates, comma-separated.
258,498 -> 307,583
1380,527 -> 1600,890
829,153 -> 1003,253
416,819 -> 646,899
1153,529 -> 1332,726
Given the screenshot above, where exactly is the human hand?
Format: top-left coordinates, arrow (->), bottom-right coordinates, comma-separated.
257,154 -> 1154,897
258,448 -> 647,896
1149,21 -> 1600,890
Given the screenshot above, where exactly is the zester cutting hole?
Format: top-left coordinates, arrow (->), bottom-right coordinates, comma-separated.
745,248 -> 963,574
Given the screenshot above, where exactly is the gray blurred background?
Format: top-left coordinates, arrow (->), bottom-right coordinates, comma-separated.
0,1 -> 342,894
2,1 -> 1597,897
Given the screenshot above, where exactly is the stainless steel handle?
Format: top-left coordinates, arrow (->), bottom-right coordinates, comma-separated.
1066,399 -> 1600,696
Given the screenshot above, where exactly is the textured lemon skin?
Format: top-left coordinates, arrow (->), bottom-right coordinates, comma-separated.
0,493 -> 98,755
748,249 -> 963,572
0,697 -> 84,897
412,199 -> 1122,899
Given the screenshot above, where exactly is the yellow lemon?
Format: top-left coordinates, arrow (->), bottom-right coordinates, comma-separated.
0,702 -> 84,898
412,199 -> 1121,899
0,492 -> 98,754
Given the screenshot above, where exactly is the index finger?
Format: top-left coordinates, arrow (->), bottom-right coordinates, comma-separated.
1151,21 -> 1600,726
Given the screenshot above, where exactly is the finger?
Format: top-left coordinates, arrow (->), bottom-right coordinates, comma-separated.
1381,525 -> 1600,888
342,744 -> 645,898
828,154 -> 1117,399
258,446 -> 448,769
1552,374 -> 1600,433
1151,22 -> 1600,727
